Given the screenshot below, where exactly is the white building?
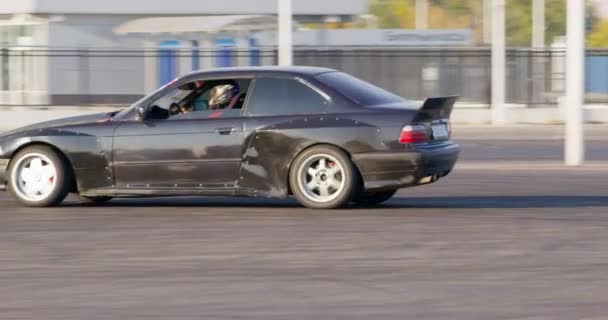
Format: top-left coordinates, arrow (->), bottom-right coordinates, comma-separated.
592,0 -> 608,18
0,0 -> 367,105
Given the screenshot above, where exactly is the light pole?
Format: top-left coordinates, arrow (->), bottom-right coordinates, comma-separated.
532,0 -> 546,109
491,0 -> 506,125
415,0 -> 428,30
483,0 -> 492,44
278,0 -> 293,66
532,0 -> 545,47
565,0 -> 585,165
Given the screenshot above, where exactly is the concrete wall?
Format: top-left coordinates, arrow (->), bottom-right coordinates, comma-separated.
0,0 -> 367,15
0,106 -> 121,132
255,29 -> 474,47
46,15 -> 147,104
47,15 -> 144,48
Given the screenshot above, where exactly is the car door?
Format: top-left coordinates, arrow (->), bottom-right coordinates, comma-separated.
112,115 -> 243,189
111,78 -> 249,190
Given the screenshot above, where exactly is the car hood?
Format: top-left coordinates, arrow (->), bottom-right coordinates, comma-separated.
0,112 -> 114,138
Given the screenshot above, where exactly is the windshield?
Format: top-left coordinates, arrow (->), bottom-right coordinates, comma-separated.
114,79 -> 177,118
316,72 -> 405,106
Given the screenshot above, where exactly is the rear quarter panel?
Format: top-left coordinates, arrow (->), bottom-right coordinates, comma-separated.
237,110 -> 416,197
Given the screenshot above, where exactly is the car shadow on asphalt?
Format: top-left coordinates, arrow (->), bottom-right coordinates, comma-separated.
383,196 -> 608,209
60,195 -> 608,209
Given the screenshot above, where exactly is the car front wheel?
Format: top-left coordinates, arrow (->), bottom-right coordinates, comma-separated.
290,145 -> 358,209
7,146 -> 71,207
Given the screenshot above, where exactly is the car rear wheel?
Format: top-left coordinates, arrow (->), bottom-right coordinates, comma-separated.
76,195 -> 113,205
8,146 -> 71,207
290,145 -> 357,209
353,190 -> 398,206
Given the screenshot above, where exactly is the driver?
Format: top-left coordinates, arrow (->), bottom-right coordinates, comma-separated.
175,80 -> 205,114
170,81 -> 240,116
209,82 -> 240,110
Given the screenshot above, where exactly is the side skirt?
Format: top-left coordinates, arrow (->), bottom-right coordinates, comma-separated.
80,187 -> 284,199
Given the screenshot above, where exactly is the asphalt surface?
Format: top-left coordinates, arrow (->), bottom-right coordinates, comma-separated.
454,125 -> 608,162
1,125 -> 608,319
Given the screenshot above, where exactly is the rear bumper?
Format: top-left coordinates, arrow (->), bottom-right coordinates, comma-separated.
0,159 -> 8,191
352,142 -> 461,191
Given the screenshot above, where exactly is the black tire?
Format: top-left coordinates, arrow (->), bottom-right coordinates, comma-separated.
353,190 -> 398,206
7,145 -> 72,207
289,145 -> 358,209
76,195 -> 113,205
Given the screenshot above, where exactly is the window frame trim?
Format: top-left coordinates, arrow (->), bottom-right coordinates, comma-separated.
148,75 -> 255,121
242,75 -> 333,117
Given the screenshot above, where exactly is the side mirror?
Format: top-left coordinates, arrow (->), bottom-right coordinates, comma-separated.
136,106 -> 147,121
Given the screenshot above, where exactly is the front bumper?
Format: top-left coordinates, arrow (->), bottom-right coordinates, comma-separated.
352,142 -> 461,191
0,159 -> 8,191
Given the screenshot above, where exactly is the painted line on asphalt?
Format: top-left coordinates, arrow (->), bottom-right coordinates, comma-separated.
455,137 -> 608,142
456,161 -> 608,171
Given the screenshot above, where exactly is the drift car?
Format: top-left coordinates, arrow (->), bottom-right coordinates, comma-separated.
0,67 -> 460,209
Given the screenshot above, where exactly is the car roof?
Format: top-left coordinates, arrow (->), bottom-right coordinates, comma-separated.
184,66 -> 337,79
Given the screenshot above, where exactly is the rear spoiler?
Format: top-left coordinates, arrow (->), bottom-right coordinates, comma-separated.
413,96 -> 459,122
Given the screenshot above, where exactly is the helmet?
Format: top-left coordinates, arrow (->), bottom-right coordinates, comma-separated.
209,83 -> 240,110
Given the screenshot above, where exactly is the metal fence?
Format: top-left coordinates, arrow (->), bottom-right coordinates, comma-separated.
296,48 -> 563,106
0,47 -> 606,106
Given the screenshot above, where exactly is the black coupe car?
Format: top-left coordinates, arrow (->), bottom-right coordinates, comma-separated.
0,66 -> 460,209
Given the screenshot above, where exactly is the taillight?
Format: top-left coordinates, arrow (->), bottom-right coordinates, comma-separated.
399,124 -> 429,144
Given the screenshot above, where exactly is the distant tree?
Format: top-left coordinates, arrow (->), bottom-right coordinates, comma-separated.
369,0 -> 415,29
543,0 -> 567,46
368,0 -> 600,47
588,19 -> 608,48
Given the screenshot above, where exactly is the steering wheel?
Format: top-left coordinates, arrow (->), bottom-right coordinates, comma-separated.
169,103 -> 182,116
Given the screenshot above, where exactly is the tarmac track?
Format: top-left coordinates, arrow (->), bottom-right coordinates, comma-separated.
1,166 -> 608,320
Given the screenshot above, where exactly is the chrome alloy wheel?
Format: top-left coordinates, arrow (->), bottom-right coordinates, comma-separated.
297,153 -> 346,203
11,153 -> 58,202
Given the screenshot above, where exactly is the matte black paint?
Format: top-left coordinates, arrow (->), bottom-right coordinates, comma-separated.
413,96 -> 458,122
0,159 -> 7,191
112,117 -> 244,188
0,67 -> 460,199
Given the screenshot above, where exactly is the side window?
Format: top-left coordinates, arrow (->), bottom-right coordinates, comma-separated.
146,78 -> 251,120
246,78 -> 329,116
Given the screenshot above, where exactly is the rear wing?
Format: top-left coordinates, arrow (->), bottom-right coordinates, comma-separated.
413,96 -> 459,122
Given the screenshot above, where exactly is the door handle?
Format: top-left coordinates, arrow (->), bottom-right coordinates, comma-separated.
215,127 -> 236,135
